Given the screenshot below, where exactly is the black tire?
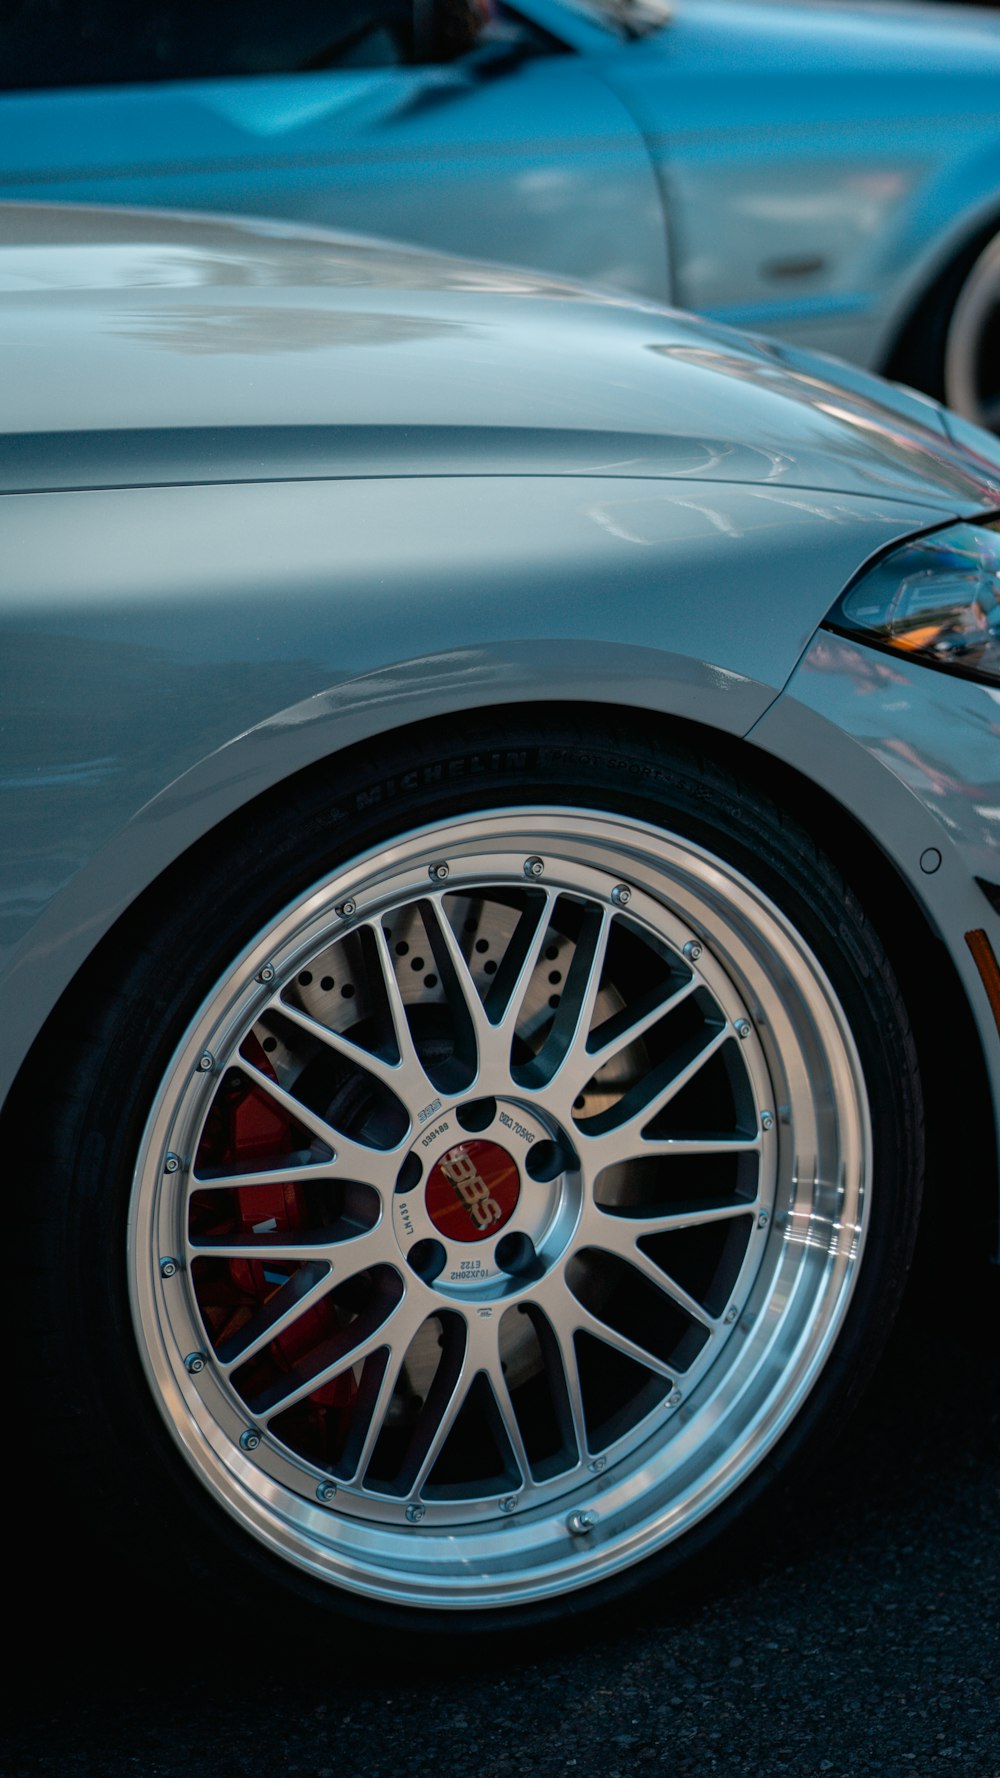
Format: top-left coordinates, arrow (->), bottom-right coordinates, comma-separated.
942,231 -> 1000,428
884,218 -> 1000,425
14,718 -> 923,1635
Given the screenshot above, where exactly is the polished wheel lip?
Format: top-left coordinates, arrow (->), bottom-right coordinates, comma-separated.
128,806 -> 871,1611
945,232 -> 1000,431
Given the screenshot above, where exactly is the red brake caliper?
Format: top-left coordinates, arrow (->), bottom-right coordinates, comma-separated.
194,1034 -> 357,1454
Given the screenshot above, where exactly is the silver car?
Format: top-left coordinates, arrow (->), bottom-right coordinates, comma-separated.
4,203 -> 998,1630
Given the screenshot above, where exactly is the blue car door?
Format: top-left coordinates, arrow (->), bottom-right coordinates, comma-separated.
0,1 -> 669,299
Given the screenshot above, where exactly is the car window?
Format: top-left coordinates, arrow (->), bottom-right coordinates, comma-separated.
0,1 -> 475,91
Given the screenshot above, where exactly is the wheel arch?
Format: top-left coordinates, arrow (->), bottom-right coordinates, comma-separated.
880,195 -> 1000,401
3,696 -> 994,1278
736,729 -> 998,1280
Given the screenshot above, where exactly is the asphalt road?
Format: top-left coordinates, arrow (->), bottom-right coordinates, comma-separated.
9,1268 -> 999,1778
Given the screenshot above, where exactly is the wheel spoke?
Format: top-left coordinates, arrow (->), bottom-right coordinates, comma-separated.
190,1238 -> 337,1264
585,974 -> 700,1073
535,1274 -> 676,1386
542,1306 -> 590,1464
580,1024 -> 733,1169
187,1161 -> 331,1195
489,1369 -> 532,1489
369,919 -> 446,1103
219,1265 -> 335,1370
582,1135 -> 763,1185
188,1221 -> 393,1267
347,1339 -> 416,1487
236,1055 -> 402,1184
591,1228 -> 717,1331
273,991 -> 423,1105
418,894 -> 501,1065
490,888 -> 560,1036
215,1221 -> 401,1373
260,1295 -> 423,1420
569,1300 -> 676,1380
536,903 -> 612,1095
590,1196 -> 759,1240
464,1314 -> 531,1485
408,1343 -> 473,1499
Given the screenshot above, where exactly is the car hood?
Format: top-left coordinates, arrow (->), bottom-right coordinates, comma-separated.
1,203 -> 998,513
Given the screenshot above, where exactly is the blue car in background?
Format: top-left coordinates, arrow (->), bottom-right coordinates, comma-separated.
3,0 -> 1000,424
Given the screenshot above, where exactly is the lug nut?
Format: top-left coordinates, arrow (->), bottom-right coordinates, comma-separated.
184,1352 -> 207,1374
567,1510 -> 597,1536
611,884 -> 631,907
523,856 -> 544,878
159,1256 -> 180,1279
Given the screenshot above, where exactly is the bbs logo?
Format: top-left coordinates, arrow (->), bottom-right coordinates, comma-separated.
440,1144 -> 503,1232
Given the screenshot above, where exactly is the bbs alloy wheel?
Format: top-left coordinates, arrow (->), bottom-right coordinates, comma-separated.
126,789 -> 889,1618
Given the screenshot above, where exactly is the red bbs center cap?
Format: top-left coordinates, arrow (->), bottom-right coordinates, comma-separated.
425,1139 -> 521,1243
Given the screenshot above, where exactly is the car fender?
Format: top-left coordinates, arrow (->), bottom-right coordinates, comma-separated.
749,631 -> 1000,1228
0,472 -> 951,1106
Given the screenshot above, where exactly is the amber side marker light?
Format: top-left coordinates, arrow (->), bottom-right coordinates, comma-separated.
966,929 -> 1000,1033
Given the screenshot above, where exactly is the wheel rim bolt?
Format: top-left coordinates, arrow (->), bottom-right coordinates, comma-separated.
523,856 -> 544,878
239,1429 -> 262,1452
428,862 -> 450,882
255,964 -> 275,984
338,900 -> 357,918
758,1211 -> 770,1229
611,884 -> 631,907
316,1481 -> 337,1504
683,939 -> 703,962
668,1389 -> 683,1407
735,1019 -> 752,1039
567,1510 -> 597,1536
159,1256 -> 180,1279
163,1153 -> 180,1174
197,1052 -> 214,1073
184,1352 -> 207,1374
587,1457 -> 607,1474
498,1496 -> 518,1514
405,1504 -> 425,1523
724,1305 -> 738,1325
761,1111 -> 774,1130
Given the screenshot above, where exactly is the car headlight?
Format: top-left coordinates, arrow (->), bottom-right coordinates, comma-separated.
827,518 -> 1000,686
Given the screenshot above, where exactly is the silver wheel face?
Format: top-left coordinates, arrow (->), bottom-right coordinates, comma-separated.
945,233 -> 1000,430
129,808 -> 870,1612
